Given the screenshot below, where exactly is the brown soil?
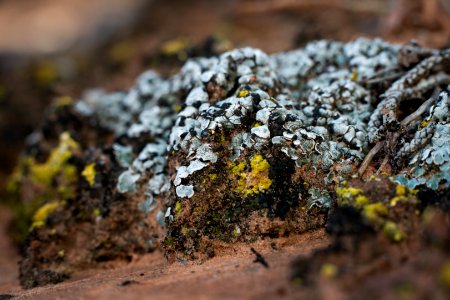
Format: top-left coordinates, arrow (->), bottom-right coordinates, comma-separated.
0,212 -> 329,299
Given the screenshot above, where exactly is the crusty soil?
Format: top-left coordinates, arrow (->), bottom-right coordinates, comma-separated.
0,209 -> 329,299
0,207 -> 20,290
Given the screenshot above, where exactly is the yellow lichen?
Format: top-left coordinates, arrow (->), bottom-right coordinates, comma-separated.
363,202 -> 388,224
396,185 -> 407,197
238,90 -> 249,98
161,38 -> 189,55
336,186 -> 364,205
5,159 -> 26,193
31,202 -> 59,229
419,118 -> 431,129
230,161 -> 246,175
54,96 -> 73,108
232,226 -> 241,237
390,184 -> 417,206
355,195 -> 369,206
383,221 -> 405,242
320,263 -> 338,279
175,201 -> 183,214
29,132 -> 79,186
33,61 -> 58,88
181,226 -> 189,235
109,40 -> 135,63
440,260 -> 450,288
229,155 -> 272,197
161,38 -> 189,60
93,208 -> 101,217
175,104 -> 182,112
350,69 -> 358,81
81,163 -> 96,187
336,182 -> 415,241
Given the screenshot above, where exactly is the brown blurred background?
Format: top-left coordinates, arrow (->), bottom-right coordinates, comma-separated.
0,0 -> 449,189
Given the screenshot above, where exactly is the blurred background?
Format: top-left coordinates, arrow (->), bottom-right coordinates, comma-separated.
0,0 -> 449,189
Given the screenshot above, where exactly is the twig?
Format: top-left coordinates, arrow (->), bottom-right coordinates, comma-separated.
400,96 -> 436,127
251,248 -> 269,268
364,72 -> 405,86
358,141 -> 383,176
361,90 -> 439,176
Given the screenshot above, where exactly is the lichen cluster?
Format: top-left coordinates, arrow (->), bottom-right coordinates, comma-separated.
8,38 -> 450,285
77,38 -> 402,213
336,179 -> 417,242
395,88 -> 450,189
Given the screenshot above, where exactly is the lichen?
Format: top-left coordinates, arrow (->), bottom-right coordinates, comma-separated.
335,178 -> 418,242
12,38 -> 450,277
230,154 -> 272,197
394,88 -> 450,190
320,263 -> 338,279
441,260 -> 450,288
31,202 -> 60,229
28,132 -> 79,186
81,163 -> 96,187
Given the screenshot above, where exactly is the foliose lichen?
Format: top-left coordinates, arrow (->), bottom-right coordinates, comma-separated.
11,38 -> 450,277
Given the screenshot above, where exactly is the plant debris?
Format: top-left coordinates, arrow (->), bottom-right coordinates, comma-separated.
251,247 -> 269,268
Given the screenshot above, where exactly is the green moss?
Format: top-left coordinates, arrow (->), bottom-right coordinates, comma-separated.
165,237 -> 175,247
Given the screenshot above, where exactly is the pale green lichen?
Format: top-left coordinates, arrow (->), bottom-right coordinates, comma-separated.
117,170 -> 140,193
394,89 -> 450,190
